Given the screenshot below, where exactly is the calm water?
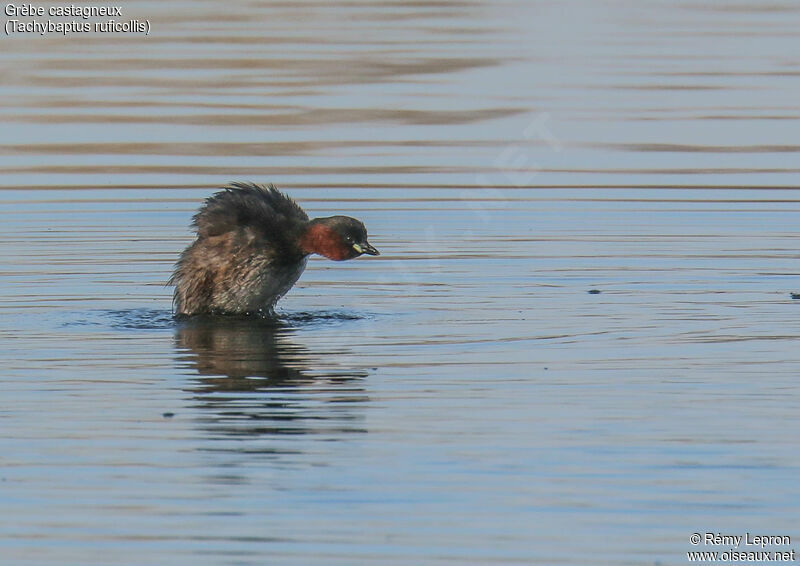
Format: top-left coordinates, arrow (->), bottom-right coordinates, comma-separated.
2,1 -> 800,565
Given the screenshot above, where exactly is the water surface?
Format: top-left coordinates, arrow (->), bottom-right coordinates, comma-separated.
2,2 -> 800,565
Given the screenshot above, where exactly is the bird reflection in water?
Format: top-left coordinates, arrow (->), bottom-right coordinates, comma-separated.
174,315 -> 369,441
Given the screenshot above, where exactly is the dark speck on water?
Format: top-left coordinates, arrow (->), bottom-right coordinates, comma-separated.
2,1 -> 800,565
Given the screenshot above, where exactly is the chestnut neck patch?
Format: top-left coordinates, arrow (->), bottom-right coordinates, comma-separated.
299,223 -> 351,261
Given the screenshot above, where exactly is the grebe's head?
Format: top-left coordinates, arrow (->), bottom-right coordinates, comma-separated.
300,216 -> 379,261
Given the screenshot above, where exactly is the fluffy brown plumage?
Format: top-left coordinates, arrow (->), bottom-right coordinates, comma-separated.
169,183 -> 378,316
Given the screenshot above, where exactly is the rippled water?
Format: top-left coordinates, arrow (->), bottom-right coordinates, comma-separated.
2,2 -> 800,565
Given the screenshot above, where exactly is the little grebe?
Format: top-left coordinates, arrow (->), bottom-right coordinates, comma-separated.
169,182 -> 379,316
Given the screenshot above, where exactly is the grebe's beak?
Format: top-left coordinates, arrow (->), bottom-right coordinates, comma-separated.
353,242 -> 380,256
